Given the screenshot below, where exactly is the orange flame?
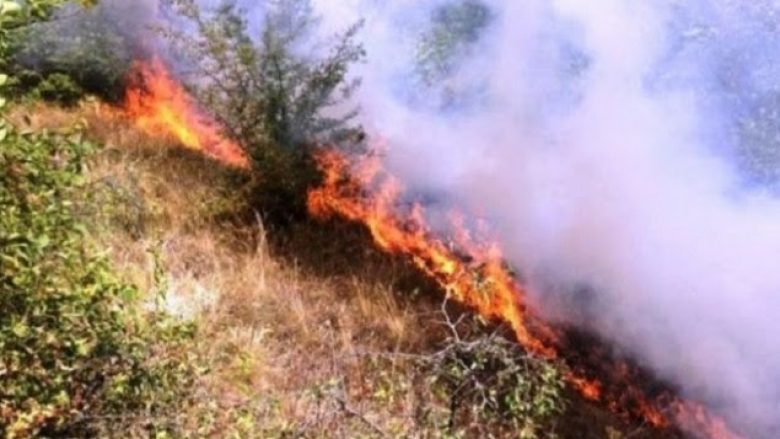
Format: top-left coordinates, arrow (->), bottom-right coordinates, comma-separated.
307,147 -> 747,439
123,58 -> 248,168
308,149 -> 557,357
114,55 -> 746,439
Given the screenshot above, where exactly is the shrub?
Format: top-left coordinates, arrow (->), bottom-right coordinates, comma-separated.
418,304 -> 566,438
416,0 -> 492,85
0,69 -> 197,438
163,0 -> 365,221
1,1 -> 96,72
1,0 -> 131,105
28,72 -> 86,105
9,1 -> 133,103
413,0 -> 493,111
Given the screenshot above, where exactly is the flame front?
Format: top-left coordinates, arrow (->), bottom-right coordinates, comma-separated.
307,148 -> 747,439
115,55 -> 746,439
123,58 -> 248,168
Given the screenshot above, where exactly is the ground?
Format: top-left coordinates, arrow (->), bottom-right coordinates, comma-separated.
8,102 -> 680,438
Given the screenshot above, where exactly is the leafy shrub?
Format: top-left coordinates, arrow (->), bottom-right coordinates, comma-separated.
419,308 -> 566,438
1,0 -> 95,70
27,72 -> 86,105
414,0 -> 493,111
1,0 -> 130,105
9,1 -> 133,103
416,0 -> 492,85
164,0 -> 365,222
0,73 -> 197,438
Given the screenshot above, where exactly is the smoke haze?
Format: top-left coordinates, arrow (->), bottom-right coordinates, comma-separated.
312,1 -> 780,437
36,0 -> 780,436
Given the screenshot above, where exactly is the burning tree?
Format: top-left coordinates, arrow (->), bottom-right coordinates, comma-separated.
162,0 -> 365,219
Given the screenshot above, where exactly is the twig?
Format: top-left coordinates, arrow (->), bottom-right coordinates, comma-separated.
333,394 -> 390,439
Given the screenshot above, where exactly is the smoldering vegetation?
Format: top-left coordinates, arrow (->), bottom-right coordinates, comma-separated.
312,1 -> 780,437
9,0 -> 780,437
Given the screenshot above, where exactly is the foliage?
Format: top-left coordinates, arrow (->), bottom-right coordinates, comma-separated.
1,0 -> 95,73
0,46 -> 197,439
9,1 -> 134,103
416,0 -> 492,84
165,0 -> 364,150
414,0 -> 492,110
163,0 -> 365,221
418,305 -> 566,438
26,72 -> 86,105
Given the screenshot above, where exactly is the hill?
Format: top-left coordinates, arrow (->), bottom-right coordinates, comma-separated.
3,101 -> 682,438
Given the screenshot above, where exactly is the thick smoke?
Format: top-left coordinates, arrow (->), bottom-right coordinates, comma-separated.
31,0 -> 780,436
312,0 -> 780,437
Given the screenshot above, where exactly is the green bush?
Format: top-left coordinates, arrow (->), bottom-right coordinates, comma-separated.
164,0 -> 365,222
419,309 -> 566,438
28,72 -> 86,105
1,1 -> 88,70
2,0 -> 126,104
9,3 -> 133,103
0,79 -> 197,438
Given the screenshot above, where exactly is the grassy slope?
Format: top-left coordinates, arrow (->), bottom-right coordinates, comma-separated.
9,102 -> 678,439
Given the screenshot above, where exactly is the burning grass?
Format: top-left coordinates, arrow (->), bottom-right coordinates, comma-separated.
123,58 -> 248,168
6,102 -> 689,438
305,147 -> 747,439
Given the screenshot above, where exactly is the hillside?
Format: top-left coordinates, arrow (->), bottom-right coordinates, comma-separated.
3,101 -> 681,438
4,1 -> 772,437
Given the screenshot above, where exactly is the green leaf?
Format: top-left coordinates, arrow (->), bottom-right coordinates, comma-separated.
0,74 -> 7,87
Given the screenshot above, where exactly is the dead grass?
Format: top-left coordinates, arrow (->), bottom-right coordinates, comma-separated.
8,102 -> 681,438
9,102 -> 446,436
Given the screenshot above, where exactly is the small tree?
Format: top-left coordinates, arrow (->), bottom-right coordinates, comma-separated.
164,0 -> 364,152
416,0 -> 492,86
1,0 -> 68,73
164,0 -> 365,220
1,0 -> 122,104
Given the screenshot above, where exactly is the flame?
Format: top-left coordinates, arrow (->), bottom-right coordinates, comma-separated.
307,147 -> 747,439
112,55 -> 746,439
308,149 -> 557,356
122,58 -> 248,168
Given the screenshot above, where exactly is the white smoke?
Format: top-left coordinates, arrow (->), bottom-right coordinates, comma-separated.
312,1 -> 780,437
39,0 -> 780,436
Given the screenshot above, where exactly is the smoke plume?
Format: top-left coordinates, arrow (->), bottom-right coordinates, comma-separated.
312,1 -> 780,437
35,0 -> 780,436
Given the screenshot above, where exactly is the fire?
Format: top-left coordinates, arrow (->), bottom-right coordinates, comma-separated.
113,54 -> 745,439
307,147 -> 747,439
122,58 -> 248,168
308,149 -> 557,357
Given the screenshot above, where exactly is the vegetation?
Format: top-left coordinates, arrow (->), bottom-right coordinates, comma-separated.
416,0 -> 492,85
413,0 -> 492,110
163,0 -> 365,220
1,3 -> 197,438
420,302 -> 566,438
0,95 -> 678,437
0,97 -> 199,439
0,1 -> 687,438
2,0 -> 131,104
164,0 -> 364,150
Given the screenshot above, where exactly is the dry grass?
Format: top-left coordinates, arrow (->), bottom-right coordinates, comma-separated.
10,102 -> 447,436
8,102 -> 679,439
